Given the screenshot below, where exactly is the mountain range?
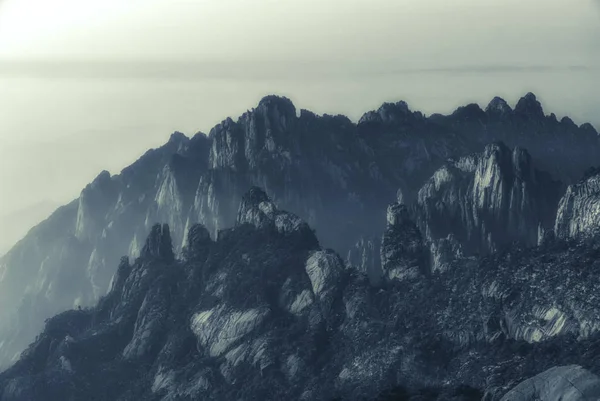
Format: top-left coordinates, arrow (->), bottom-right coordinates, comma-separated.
1,93 -> 600,400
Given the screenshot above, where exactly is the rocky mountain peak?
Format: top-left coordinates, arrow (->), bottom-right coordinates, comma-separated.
168,131 -> 189,144
358,100 -> 416,125
416,142 -> 560,259
381,201 -> 428,281
560,116 -> 578,128
240,186 -> 271,209
451,103 -> 487,121
167,131 -> 190,153
514,92 -> 545,119
555,167 -> 600,239
253,95 -> 298,135
236,187 -> 318,243
236,186 -> 272,227
485,96 -> 513,117
396,188 -> 405,204
580,122 -> 598,135
207,96 -> 299,171
140,223 -> 175,262
386,201 -> 411,227
185,224 -> 212,261
257,95 -> 297,119
91,170 -> 112,189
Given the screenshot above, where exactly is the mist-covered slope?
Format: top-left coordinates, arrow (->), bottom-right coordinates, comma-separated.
4,188 -> 600,401
0,93 -> 598,372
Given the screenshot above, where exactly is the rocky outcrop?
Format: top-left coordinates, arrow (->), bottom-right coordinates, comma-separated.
486,97 -> 513,118
429,233 -> 464,273
500,366 -> 600,401
5,192 -> 600,400
236,186 -> 315,239
183,224 -> 212,261
415,142 -> 562,262
514,92 -> 546,120
380,201 -> 428,281
555,168 -> 600,239
140,224 -> 175,262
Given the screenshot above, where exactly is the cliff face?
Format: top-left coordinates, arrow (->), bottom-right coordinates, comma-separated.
0,93 -> 598,373
555,168 -> 600,239
4,190 -> 600,401
414,142 -> 563,268
380,201 -> 428,282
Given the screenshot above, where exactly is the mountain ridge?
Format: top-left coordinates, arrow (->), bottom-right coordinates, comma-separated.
0,92 -> 598,374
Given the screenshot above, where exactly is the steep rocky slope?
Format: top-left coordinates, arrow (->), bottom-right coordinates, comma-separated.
0,93 -> 598,371
555,167 -> 600,239
414,142 -> 563,266
4,189 -> 600,401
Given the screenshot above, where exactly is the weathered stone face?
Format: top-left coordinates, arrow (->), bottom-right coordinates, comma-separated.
500,366 -> 600,401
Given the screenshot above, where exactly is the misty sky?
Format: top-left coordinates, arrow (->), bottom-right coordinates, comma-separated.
0,0 -> 599,252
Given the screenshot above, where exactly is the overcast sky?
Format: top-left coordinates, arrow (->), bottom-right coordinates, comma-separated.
0,0 -> 599,251
1,0 -> 599,64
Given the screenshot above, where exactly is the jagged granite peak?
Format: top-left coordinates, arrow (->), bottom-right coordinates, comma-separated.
396,188 -> 405,205
236,187 -> 317,241
416,142 -> 561,260
560,116 -> 578,128
451,103 -> 487,121
386,201 -> 412,227
429,233 -> 464,273
207,96 -> 299,172
358,100 -> 420,125
555,168 -> 600,239
514,92 -> 545,119
486,96 -> 513,117
165,131 -> 191,154
580,122 -> 599,136
380,202 -> 428,281
239,186 -> 271,208
168,131 -> 189,143
91,169 -> 112,187
236,186 -> 276,227
140,223 -> 175,262
256,95 -> 297,121
500,366 -> 600,401
184,224 -> 212,261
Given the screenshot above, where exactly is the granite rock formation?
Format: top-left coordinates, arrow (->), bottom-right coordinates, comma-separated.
3,190 -> 600,400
